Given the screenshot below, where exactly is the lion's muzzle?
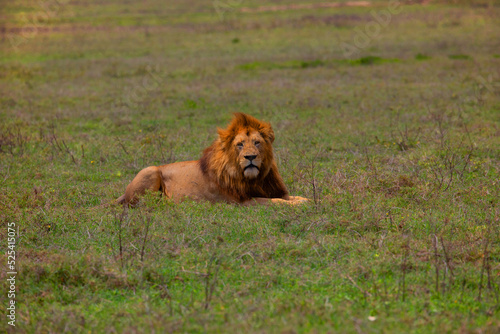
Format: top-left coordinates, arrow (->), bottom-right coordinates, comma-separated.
242,155 -> 261,179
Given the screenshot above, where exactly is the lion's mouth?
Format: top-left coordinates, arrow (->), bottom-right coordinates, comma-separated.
244,164 -> 259,171
243,164 -> 260,179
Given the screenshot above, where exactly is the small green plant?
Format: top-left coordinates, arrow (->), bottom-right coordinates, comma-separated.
448,54 -> 472,60
415,53 -> 431,60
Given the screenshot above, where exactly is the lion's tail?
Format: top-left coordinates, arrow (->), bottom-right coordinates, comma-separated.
116,195 -> 126,205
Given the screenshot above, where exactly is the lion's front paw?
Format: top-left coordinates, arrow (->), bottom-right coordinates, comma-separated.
288,196 -> 310,205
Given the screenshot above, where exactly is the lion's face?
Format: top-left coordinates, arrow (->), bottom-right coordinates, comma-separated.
233,130 -> 266,179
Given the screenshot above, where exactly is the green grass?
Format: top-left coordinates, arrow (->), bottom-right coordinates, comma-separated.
1,0 -> 500,333
448,54 -> 472,60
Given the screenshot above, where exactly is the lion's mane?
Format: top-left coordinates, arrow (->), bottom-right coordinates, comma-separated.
198,113 -> 288,202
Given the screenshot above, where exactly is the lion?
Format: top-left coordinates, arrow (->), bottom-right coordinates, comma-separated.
116,113 -> 309,206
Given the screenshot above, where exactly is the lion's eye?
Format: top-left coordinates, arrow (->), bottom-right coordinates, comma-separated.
254,141 -> 260,146
236,142 -> 244,149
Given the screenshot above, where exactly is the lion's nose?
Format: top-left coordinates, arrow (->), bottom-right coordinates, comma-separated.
245,155 -> 257,161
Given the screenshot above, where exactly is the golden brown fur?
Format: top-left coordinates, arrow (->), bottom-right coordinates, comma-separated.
117,113 -> 308,206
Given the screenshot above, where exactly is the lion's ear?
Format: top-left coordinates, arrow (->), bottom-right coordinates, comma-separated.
260,124 -> 275,143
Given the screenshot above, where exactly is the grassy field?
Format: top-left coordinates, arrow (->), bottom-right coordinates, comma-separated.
1,0 -> 500,332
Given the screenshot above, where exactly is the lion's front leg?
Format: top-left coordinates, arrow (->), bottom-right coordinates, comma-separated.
287,196 -> 310,205
242,196 -> 309,206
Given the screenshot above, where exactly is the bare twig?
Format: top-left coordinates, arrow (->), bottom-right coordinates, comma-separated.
346,274 -> 372,298
440,236 -> 455,278
117,139 -> 130,156
362,146 -> 379,181
1,166 -> 9,184
478,222 -> 491,302
114,207 -> 128,269
309,147 -> 323,206
140,214 -> 152,262
204,255 -> 221,310
61,139 -> 78,165
401,237 -> 409,302
432,234 -> 440,295
159,285 -> 174,316
180,268 -> 209,277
